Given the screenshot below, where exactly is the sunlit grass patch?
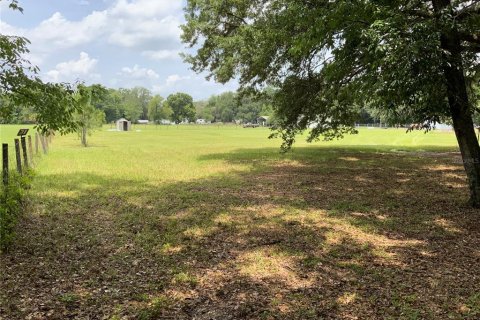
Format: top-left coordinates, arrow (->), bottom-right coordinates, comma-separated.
183,225 -> 218,240
337,292 -> 358,305
238,247 -> 310,287
159,242 -> 183,254
172,272 -> 198,287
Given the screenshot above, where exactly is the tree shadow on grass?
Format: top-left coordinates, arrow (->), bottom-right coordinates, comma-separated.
1,146 -> 479,319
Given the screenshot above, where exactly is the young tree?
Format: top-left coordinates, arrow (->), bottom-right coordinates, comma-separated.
148,94 -> 173,123
182,0 -> 480,207
131,86 -> 152,120
147,95 -> 163,123
74,85 -> 106,147
165,92 -> 195,123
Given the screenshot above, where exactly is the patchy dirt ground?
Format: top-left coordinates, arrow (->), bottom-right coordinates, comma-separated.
1,149 -> 479,319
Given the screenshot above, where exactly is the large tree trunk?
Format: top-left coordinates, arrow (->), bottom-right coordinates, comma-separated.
433,0 -> 480,207
446,71 -> 480,207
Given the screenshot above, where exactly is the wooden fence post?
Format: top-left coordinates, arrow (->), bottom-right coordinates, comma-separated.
40,134 -> 47,154
27,135 -> 33,165
44,133 -> 49,150
2,144 -> 8,185
14,139 -> 22,174
35,132 -> 39,154
20,136 -> 28,169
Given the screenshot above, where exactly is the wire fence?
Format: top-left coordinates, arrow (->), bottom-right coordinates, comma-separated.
2,131 -> 52,185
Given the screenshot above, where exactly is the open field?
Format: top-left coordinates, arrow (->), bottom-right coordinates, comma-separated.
1,125 -> 479,319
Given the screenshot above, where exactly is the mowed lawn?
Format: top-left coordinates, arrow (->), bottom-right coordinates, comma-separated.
1,125 -> 480,319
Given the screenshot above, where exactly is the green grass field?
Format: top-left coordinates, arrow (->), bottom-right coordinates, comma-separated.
0,123 -> 459,181
2,124 -> 480,319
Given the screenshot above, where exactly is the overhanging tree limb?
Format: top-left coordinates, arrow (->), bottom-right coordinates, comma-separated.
182,0 -> 480,207
456,2 -> 480,20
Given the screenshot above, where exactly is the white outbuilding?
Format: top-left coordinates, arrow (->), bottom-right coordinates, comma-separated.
257,116 -> 270,126
116,118 -> 132,131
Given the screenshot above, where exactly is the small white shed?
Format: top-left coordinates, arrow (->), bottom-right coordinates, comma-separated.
116,118 -> 131,131
257,116 -> 270,126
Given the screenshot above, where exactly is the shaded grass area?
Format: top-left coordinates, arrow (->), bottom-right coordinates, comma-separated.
1,127 -> 479,319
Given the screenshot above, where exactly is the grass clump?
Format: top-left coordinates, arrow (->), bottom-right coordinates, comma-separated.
0,170 -> 32,251
137,296 -> 173,320
172,271 -> 198,287
58,293 -> 80,306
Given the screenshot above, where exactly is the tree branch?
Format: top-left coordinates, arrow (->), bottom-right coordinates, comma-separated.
456,2 -> 480,20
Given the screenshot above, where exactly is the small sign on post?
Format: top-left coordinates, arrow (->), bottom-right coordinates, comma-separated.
17,129 -> 29,137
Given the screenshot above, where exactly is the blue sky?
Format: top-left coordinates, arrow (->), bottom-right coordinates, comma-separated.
0,0 -> 238,100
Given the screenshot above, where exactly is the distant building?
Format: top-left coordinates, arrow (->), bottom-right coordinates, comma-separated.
137,120 -> 149,125
257,116 -> 270,126
116,118 -> 131,131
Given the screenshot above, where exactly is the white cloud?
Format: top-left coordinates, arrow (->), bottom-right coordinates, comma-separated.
2,1 -> 239,99
166,74 -> 190,86
109,0 -> 182,19
31,11 -> 108,50
142,49 -> 180,60
0,21 -> 23,36
151,74 -> 192,93
108,15 -> 181,49
3,0 -> 183,55
46,52 -> 99,82
119,64 -> 159,79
